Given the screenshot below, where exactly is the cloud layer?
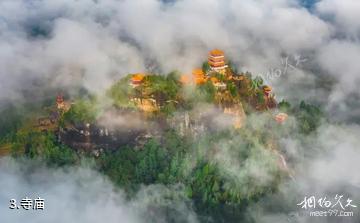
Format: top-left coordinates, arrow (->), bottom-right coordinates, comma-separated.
0,158 -> 198,223
0,0 -> 359,123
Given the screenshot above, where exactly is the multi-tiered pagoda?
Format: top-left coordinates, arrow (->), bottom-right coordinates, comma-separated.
208,49 -> 227,75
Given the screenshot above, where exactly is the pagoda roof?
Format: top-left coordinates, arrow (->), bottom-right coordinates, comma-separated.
209,49 -> 225,57
263,85 -> 272,92
195,77 -> 206,85
131,73 -> 145,82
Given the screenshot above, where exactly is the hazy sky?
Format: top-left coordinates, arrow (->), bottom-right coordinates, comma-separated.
0,0 -> 359,122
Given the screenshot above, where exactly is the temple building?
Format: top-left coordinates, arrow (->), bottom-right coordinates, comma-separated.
131,73 -> 145,87
192,69 -> 206,85
262,85 -> 272,97
208,49 -> 228,75
179,69 -> 206,86
56,94 -> 71,112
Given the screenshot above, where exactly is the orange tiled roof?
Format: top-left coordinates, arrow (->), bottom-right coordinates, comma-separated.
209,49 -> 224,57
195,77 -> 206,85
263,85 -> 272,92
192,68 -> 204,77
132,73 -> 145,82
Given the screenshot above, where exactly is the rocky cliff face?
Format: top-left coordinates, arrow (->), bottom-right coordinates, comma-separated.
168,102 -> 247,138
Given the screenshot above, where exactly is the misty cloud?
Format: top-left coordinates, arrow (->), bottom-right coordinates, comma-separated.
245,123 -> 360,223
0,0 -> 357,113
0,158 -> 198,223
